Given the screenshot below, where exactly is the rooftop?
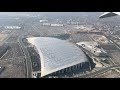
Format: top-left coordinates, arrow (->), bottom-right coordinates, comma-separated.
27,37 -> 89,77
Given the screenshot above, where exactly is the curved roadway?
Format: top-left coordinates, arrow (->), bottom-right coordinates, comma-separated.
18,36 -> 32,78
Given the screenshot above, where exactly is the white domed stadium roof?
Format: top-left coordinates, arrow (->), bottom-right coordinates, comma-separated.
27,37 -> 89,77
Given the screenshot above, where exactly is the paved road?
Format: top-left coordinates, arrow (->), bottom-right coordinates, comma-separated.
18,36 -> 32,78
104,34 -> 120,50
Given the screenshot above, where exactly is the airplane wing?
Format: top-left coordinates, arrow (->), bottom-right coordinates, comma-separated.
99,12 -> 120,18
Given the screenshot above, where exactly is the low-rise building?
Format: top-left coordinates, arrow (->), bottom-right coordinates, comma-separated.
39,20 -> 48,23
4,26 -> 21,29
50,24 -> 64,27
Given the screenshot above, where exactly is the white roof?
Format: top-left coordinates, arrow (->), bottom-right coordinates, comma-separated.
50,24 -> 64,27
27,37 -> 89,77
40,20 -> 48,22
76,41 -> 107,53
5,26 -> 21,29
76,41 -> 98,46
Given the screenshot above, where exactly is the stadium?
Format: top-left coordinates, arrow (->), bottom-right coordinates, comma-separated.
27,37 -> 91,77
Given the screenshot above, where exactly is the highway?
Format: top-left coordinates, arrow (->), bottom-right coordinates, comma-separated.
102,32 -> 120,65
0,17 -> 37,77
18,36 -> 32,78
104,34 -> 120,50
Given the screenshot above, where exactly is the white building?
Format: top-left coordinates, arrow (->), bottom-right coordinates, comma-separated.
76,41 -> 108,57
4,26 -> 21,29
27,37 -> 90,77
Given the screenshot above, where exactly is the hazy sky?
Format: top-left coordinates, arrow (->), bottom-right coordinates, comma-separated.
0,12 -> 104,16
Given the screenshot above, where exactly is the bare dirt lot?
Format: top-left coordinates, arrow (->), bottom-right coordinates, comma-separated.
0,58 -> 26,78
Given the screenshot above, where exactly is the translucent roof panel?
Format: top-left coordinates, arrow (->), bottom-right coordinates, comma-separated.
27,37 -> 89,77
